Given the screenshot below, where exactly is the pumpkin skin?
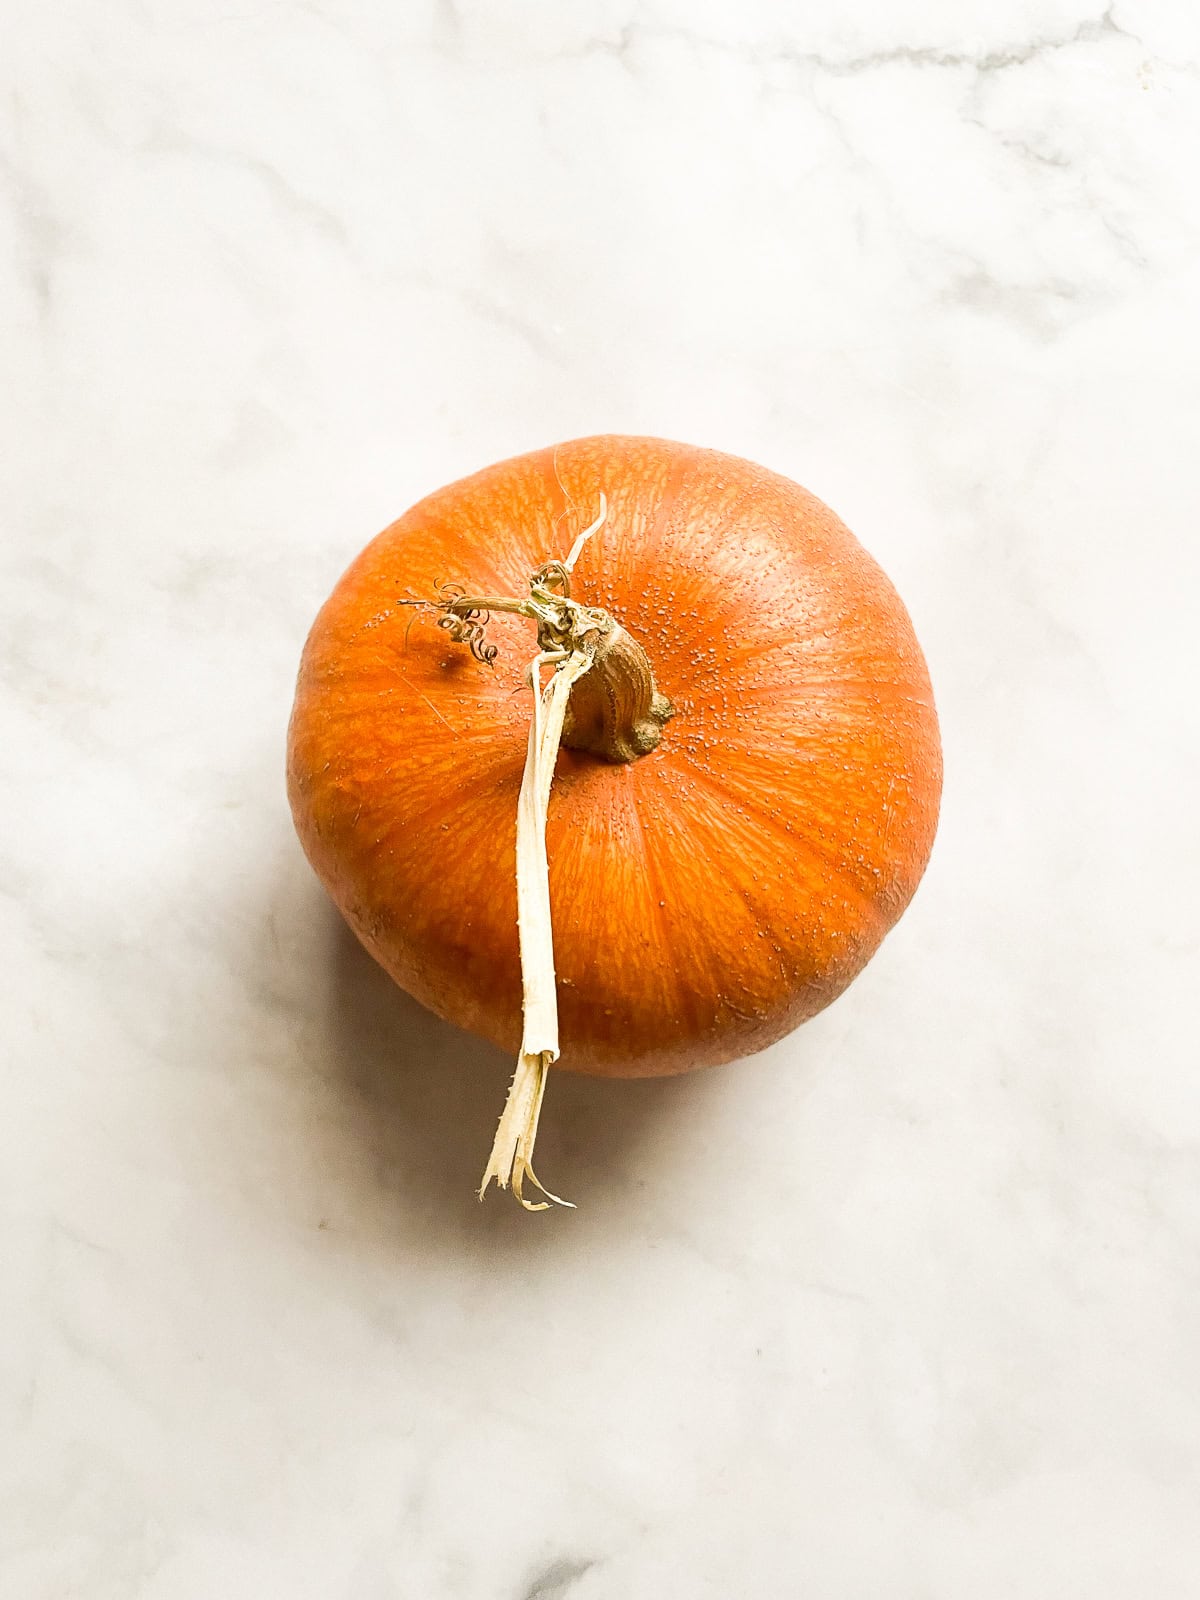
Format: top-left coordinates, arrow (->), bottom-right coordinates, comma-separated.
287,435 -> 942,1078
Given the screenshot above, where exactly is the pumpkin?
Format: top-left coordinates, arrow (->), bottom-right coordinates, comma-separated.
287,436 -> 942,1206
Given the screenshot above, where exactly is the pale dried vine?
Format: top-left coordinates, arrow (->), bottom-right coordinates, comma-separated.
413,494 -> 671,1210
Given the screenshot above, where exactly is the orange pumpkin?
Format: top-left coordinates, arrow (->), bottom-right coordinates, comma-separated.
288,436 -> 941,1202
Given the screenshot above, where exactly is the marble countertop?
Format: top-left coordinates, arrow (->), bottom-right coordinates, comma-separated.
4,3 -> 1198,1596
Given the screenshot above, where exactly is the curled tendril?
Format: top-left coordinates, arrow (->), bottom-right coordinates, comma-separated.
437,606 -> 498,666
399,582 -> 499,666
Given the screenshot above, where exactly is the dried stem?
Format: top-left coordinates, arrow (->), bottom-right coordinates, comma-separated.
452,497 -> 670,1209
478,646 -> 593,1210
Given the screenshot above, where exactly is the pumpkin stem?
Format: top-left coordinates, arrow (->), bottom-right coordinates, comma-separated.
478,1051 -> 571,1211
469,496 -> 670,1208
561,624 -> 673,763
479,644 -> 592,1209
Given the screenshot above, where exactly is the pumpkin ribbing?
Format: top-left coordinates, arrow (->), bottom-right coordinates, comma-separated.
287,435 -> 943,1203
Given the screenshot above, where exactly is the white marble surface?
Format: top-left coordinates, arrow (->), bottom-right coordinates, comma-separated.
3,2 -> 1199,1595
